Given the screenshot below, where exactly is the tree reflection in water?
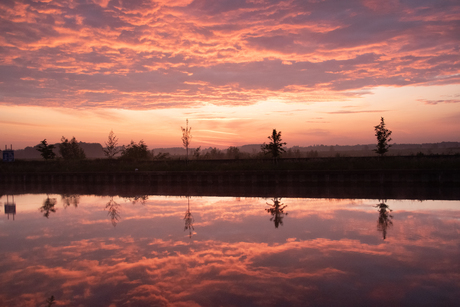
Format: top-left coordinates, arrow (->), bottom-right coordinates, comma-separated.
105,197 -> 121,227
266,197 -> 288,228
375,200 -> 393,240
184,197 -> 194,238
126,195 -> 148,205
61,194 -> 80,208
40,195 -> 57,218
46,295 -> 56,306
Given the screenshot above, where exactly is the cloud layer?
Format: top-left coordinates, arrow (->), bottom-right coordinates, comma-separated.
0,0 -> 459,109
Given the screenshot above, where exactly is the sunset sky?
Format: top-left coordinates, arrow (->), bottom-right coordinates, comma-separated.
0,0 -> 459,149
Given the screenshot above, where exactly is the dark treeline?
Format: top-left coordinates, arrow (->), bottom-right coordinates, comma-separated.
7,141 -> 460,161
2,118 -> 460,161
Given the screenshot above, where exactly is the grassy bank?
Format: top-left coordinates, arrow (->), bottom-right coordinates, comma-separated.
1,155 -> 459,173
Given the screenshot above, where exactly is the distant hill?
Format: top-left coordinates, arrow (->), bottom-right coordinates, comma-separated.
152,142 -> 460,157
3,141 -> 460,160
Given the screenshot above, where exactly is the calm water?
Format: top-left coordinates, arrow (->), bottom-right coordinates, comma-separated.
1,194 -> 459,306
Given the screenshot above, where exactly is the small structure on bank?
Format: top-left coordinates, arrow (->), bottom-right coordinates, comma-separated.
2,145 -> 15,162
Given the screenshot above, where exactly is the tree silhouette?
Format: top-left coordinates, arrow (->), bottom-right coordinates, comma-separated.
40,196 -> 57,218
59,136 -> 86,160
184,197 -> 194,238
105,197 -> 121,227
153,151 -> 170,160
203,147 -> 224,159
193,146 -> 201,159
375,200 -> 393,240
374,117 -> 392,156
36,139 -> 56,160
46,295 -> 56,306
181,119 -> 192,161
120,140 -> 151,161
61,194 -> 80,208
226,146 -> 241,159
266,197 -> 288,228
103,130 -> 120,159
261,129 -> 286,162
126,195 -> 149,205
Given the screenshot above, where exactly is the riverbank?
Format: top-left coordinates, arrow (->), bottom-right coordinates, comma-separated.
1,154 -> 460,173
1,168 -> 459,200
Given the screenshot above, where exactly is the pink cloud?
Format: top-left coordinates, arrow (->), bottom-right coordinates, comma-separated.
0,0 -> 459,109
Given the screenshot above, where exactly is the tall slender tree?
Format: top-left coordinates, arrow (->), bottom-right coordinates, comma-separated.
375,200 -> 393,240
374,117 -> 392,156
103,130 -> 120,159
261,129 -> 286,162
181,119 -> 192,161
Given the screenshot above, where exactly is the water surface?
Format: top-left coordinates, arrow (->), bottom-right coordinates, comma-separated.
1,194 -> 459,306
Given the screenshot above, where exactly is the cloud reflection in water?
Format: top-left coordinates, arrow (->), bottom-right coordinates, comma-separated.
0,195 -> 459,306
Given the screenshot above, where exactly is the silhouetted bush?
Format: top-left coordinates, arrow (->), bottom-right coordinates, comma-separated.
59,137 -> 86,160
120,140 -> 152,161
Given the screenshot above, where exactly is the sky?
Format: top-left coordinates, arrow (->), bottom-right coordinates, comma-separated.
0,0 -> 459,150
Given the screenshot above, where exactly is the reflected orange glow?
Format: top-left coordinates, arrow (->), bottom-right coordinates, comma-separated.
1,195 -> 459,305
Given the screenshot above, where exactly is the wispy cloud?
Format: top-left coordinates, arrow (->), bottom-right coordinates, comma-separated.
195,130 -> 238,135
0,120 -> 48,128
325,110 -> 386,114
305,120 -> 330,123
418,99 -> 460,105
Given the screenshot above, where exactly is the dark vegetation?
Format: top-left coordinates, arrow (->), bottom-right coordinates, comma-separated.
1,155 -> 459,173
36,139 -> 56,160
59,136 -> 86,160
2,118 -> 460,173
374,117 -> 392,156
103,130 -> 120,159
120,140 -> 151,161
181,119 -> 192,161
10,140 -> 460,161
261,129 -> 286,162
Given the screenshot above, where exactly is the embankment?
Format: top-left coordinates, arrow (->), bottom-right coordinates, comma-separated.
1,169 -> 459,200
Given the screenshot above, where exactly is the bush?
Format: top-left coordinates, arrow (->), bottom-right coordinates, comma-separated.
120,140 -> 152,161
59,137 -> 86,160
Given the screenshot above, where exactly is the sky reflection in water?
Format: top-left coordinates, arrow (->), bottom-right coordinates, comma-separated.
1,194 -> 459,306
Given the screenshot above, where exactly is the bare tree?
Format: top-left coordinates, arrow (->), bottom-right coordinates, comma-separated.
105,197 -> 121,227
103,130 -> 120,159
375,200 -> 393,240
181,119 -> 192,161
184,197 -> 194,238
